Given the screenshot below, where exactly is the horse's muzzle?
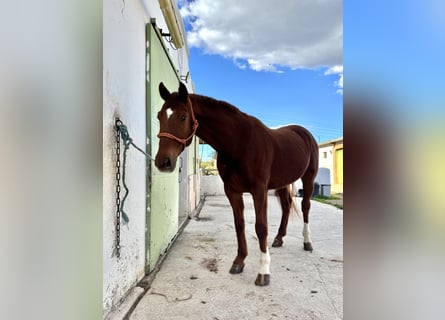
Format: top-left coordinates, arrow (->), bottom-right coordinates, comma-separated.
155,156 -> 175,172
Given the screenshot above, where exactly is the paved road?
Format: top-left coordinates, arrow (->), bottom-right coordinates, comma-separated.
110,195 -> 343,320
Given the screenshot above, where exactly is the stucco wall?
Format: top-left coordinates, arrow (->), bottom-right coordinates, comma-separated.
200,174 -> 225,196
103,0 -> 149,314
318,139 -> 343,195
103,1 -> 196,316
200,170 -> 331,197
319,145 -> 334,183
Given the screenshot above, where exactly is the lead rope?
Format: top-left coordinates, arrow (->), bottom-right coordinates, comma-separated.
114,118 -> 155,258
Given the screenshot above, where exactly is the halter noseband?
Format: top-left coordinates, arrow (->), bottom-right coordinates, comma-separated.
157,99 -> 199,146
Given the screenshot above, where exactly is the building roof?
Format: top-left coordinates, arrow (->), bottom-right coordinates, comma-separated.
318,137 -> 343,148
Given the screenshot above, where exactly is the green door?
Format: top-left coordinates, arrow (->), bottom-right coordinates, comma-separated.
146,22 -> 180,272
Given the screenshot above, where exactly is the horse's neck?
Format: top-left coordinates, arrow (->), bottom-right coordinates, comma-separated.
190,94 -> 247,156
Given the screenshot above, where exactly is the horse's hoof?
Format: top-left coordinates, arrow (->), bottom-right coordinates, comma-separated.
229,263 -> 244,274
255,274 -> 270,286
272,238 -> 283,247
304,242 -> 313,252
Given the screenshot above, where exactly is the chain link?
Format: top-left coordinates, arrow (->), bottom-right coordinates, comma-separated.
113,118 -> 155,257
115,118 -> 122,258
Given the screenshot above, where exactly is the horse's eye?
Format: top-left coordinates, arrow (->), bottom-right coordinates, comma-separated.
180,114 -> 186,122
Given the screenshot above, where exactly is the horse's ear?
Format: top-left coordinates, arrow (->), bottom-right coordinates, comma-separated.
178,82 -> 188,100
159,82 -> 171,101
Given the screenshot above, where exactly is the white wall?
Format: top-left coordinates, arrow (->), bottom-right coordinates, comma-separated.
319,145 -> 334,186
200,174 -> 225,196
319,145 -> 333,169
201,170 -> 330,198
103,0 -> 149,314
103,0 -> 194,316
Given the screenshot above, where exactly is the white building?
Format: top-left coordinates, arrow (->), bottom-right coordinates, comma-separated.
103,0 -> 200,317
318,137 -> 343,194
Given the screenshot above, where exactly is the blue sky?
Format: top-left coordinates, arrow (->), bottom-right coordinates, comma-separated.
178,0 -> 343,160
189,49 -> 343,139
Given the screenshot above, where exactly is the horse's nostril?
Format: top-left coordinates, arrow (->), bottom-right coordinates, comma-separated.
163,157 -> 171,169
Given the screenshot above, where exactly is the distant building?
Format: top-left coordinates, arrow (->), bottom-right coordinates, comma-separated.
319,137 -> 343,194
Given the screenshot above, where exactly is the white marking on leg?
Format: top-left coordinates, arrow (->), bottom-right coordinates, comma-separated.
259,247 -> 271,275
166,108 -> 174,119
303,223 -> 312,243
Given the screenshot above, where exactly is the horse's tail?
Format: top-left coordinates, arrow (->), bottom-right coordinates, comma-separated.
290,183 -> 300,217
275,184 -> 300,217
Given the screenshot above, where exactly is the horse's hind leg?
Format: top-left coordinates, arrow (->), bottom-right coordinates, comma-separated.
301,171 -> 316,252
272,186 -> 292,247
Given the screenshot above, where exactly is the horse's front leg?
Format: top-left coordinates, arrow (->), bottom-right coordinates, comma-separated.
224,186 -> 247,274
252,187 -> 270,286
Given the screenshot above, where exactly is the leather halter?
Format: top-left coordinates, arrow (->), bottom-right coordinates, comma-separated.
157,99 -> 199,146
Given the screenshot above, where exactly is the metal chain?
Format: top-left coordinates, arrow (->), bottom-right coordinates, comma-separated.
115,118 -> 122,258
113,118 -> 155,258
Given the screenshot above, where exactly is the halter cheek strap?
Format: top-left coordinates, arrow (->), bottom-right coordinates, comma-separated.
157,99 -> 199,146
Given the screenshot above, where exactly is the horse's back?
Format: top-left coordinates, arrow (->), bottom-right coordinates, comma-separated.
267,125 -> 318,188
271,125 -> 317,155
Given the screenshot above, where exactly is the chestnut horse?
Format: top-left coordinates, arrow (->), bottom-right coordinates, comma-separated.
155,82 -> 318,286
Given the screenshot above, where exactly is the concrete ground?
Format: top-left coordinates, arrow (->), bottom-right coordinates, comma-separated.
110,195 -> 343,320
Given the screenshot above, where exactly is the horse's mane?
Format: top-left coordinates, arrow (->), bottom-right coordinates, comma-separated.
190,94 -> 250,119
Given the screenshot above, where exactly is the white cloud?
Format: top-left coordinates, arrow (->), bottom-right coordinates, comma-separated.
324,65 -> 343,95
179,0 -> 342,73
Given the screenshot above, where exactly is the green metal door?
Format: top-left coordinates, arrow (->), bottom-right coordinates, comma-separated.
146,22 -> 180,272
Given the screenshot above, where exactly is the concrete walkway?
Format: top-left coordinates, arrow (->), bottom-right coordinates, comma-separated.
111,195 -> 343,320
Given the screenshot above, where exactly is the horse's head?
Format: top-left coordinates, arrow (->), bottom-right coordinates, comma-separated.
155,82 -> 198,172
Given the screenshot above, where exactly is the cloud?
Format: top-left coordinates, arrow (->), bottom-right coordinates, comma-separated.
324,65 -> 343,95
179,0 -> 342,72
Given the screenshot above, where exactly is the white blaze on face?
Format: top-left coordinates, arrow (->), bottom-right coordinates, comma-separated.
303,223 -> 312,243
166,107 -> 174,119
259,247 -> 271,275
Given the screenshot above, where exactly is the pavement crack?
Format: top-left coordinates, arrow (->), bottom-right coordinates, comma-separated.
309,255 -> 342,319
149,291 -> 193,303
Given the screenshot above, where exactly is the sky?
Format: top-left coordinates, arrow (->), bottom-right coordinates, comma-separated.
177,0 -> 343,160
